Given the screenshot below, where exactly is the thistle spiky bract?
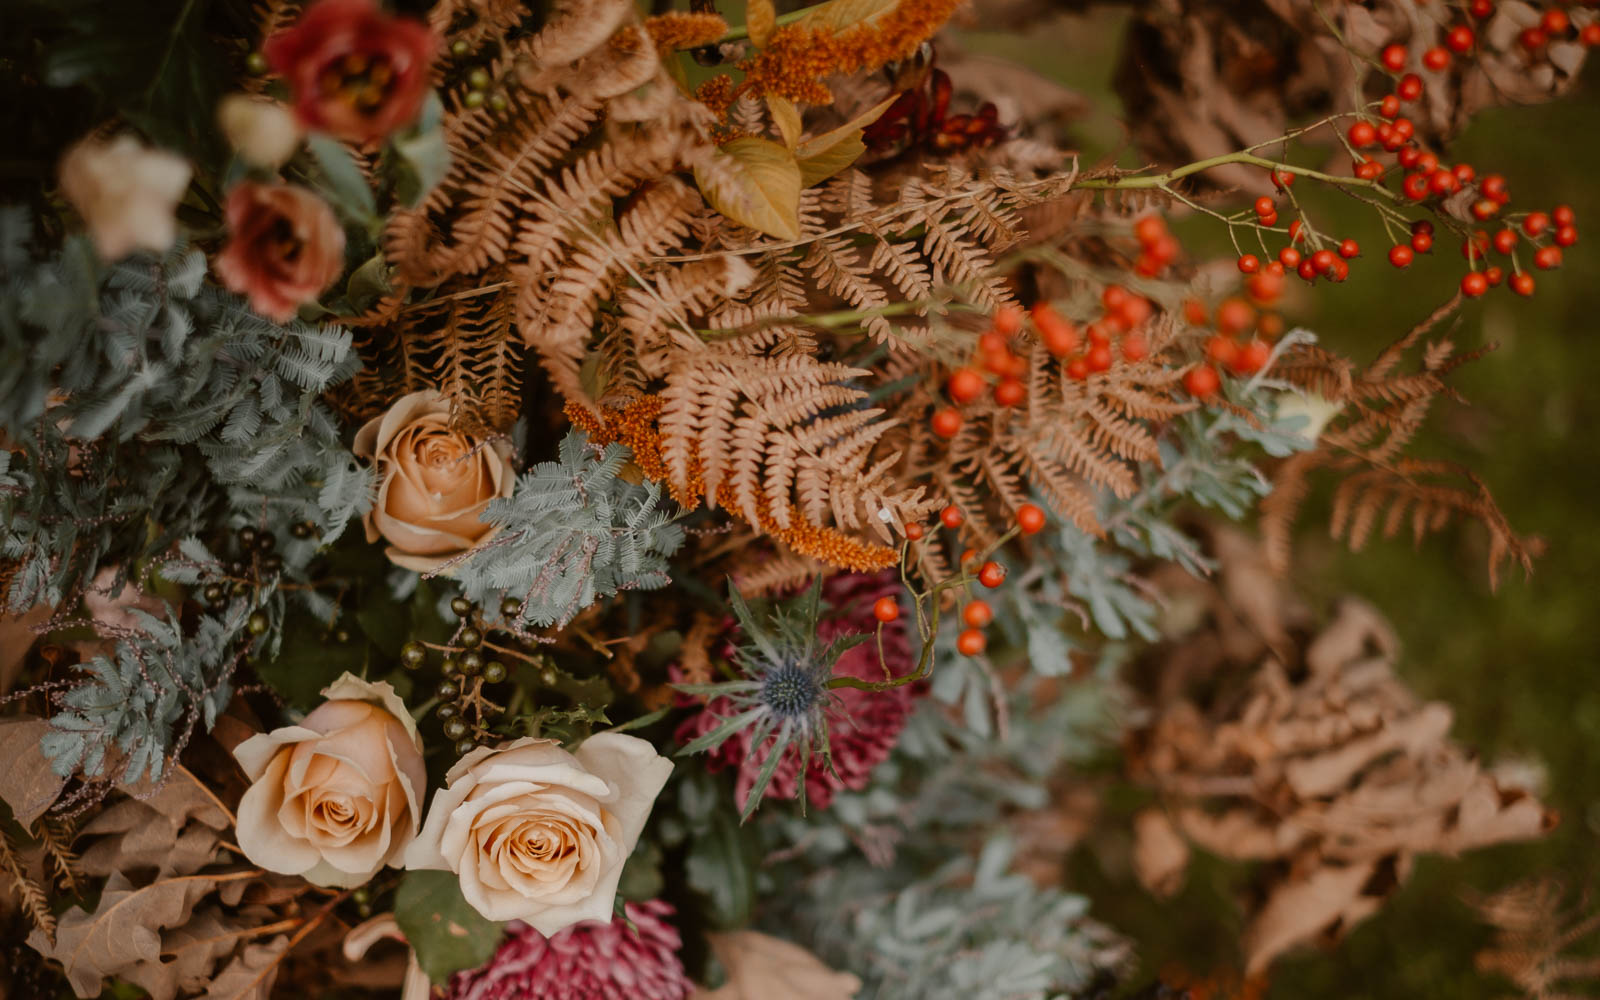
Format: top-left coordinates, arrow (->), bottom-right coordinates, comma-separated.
676,577 -> 870,820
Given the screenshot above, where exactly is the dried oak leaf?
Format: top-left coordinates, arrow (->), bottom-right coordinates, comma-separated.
196,934 -> 291,1000
1132,808 -> 1191,898
76,773 -> 231,878
0,715 -> 68,827
693,931 -> 862,1000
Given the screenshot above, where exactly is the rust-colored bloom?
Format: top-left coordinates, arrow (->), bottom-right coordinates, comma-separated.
264,0 -> 437,144
215,182 -> 345,322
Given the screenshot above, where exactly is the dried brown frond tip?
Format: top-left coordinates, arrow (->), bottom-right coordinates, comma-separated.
1263,297 -> 1536,589
1471,878 -> 1600,999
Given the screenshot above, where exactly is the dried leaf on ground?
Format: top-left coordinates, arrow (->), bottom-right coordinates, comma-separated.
0,715 -> 68,826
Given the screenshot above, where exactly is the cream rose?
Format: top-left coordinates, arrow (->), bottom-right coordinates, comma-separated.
352,390 -> 515,574
233,674 -> 425,887
402,734 -> 673,932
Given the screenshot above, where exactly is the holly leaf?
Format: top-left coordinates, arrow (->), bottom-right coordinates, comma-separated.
694,137 -> 802,241
394,870 -> 505,984
0,715 -> 67,826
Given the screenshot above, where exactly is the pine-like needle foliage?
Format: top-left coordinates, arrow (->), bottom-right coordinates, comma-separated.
456,430 -> 684,628
677,578 -> 869,819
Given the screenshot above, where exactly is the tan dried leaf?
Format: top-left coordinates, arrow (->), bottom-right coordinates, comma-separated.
197,934 -> 291,1000
746,0 -> 776,48
1132,808 -> 1190,898
695,137 -> 803,241
0,715 -> 68,827
766,95 -> 802,149
1242,861 -> 1393,974
693,931 -> 861,999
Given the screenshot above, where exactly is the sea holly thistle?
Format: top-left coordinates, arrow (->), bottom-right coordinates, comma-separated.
676,579 -> 870,820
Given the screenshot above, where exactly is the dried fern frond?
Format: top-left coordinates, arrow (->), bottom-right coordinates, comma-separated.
1472,878 -> 1600,1000
1262,298 -> 1535,588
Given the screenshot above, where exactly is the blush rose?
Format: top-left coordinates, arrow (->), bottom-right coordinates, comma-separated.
214,181 -> 345,322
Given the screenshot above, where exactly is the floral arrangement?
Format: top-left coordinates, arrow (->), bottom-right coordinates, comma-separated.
0,0 -> 1595,997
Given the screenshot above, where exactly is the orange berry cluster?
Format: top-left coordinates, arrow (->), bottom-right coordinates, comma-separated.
896,502 -> 1048,656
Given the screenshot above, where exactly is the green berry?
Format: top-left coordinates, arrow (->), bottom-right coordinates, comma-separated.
441,656 -> 461,676
488,92 -> 507,111
458,626 -> 482,649
460,650 -> 483,675
500,597 -> 522,618
232,581 -> 251,597
435,703 -> 459,721
443,718 -> 469,740
455,737 -> 479,756
246,612 -> 269,636
450,596 -> 473,617
400,641 -> 427,669
436,680 -> 460,700
246,51 -> 268,74
334,628 -> 351,644
237,526 -> 259,550
468,67 -> 491,90
483,661 -> 507,684
290,521 -> 313,539
450,38 -> 470,57
540,667 -> 558,687
202,583 -> 225,603
463,90 -> 485,109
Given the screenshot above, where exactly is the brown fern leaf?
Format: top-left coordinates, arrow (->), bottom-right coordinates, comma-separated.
1264,302 -> 1534,588
1472,878 -> 1600,999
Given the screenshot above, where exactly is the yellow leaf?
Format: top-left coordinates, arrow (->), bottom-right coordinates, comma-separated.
766,95 -> 802,149
794,96 -> 896,187
746,0 -> 777,47
695,137 -> 802,241
796,0 -> 898,33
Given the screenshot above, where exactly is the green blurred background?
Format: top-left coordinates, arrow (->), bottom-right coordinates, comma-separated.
961,11 -> 1600,998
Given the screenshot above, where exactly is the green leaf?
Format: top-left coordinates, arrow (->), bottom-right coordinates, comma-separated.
694,137 -> 802,241
394,870 -> 505,984
795,96 -> 895,187
255,607 -> 367,709
391,92 -> 452,207
344,252 -> 393,313
616,840 -> 665,902
685,805 -> 757,927
307,134 -> 377,222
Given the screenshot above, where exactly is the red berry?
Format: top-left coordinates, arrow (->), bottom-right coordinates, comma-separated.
962,600 -> 993,628
1134,215 -> 1167,246
1033,303 -> 1079,357
956,628 -> 986,656
994,378 -> 1025,407
1279,246 -> 1303,269
1398,73 -> 1425,100
1582,23 -> 1600,46
1249,270 -> 1284,304
1086,344 -> 1113,373
1446,25 -> 1476,52
1238,254 -> 1261,274
1470,0 -> 1495,16
1184,364 -> 1221,398
931,407 -> 961,437
1398,146 -> 1422,169
1118,295 -> 1153,327
1066,357 -> 1089,381
977,561 -> 1006,588
959,547 -> 976,566
1492,229 -> 1518,255
1534,246 -> 1563,270
1254,196 -> 1276,217
1555,225 -> 1578,247
1484,265 -> 1504,287
1481,174 -> 1510,203
1380,94 -> 1402,118
1259,209 -> 1279,228
1523,212 -> 1551,237
1311,249 -> 1338,274
1510,272 -> 1536,296
1430,169 -> 1460,195
947,367 -> 984,404
993,305 -> 1023,335
1205,334 -> 1240,366
1016,503 -> 1047,535
1297,257 -> 1319,282
1087,320 -> 1113,346
1339,238 -> 1361,259
1411,231 -> 1434,254
1355,159 -> 1385,181
1462,230 -> 1489,261
1541,9 -> 1570,35
1229,338 -> 1272,376
1403,173 -> 1432,200
1329,258 -> 1350,283
1389,244 -> 1415,268
1182,299 -> 1208,326
941,504 -> 965,529
1461,272 -> 1490,297
1288,219 -> 1306,243
1271,168 -> 1296,190
1101,284 -> 1130,312
1471,199 -> 1500,221
1553,204 -> 1576,228
1381,43 -> 1408,71
1392,117 -> 1416,141
1215,298 -> 1255,335
1121,331 -> 1150,363
1422,47 -> 1450,71
1416,151 -> 1441,175
1453,163 -> 1477,184
1520,27 -> 1548,50
904,521 -> 925,541
1348,120 -> 1378,147
872,596 -> 900,623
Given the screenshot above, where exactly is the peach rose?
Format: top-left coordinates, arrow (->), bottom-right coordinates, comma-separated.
401,735 -> 673,932
214,181 -> 345,322
352,390 -> 515,574
233,674 -> 425,887
58,135 -> 191,261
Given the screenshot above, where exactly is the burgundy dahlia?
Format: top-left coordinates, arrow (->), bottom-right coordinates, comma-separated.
446,900 -> 693,1000
676,571 -> 920,811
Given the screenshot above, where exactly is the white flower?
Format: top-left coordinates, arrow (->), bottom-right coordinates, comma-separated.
217,94 -> 303,169
1275,389 -> 1344,444
402,734 -> 673,933
233,674 -> 426,887
58,135 -> 191,260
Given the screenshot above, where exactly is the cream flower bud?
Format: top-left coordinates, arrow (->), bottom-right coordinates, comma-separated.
402,734 -> 673,933
232,674 -> 426,887
218,93 -> 303,169
58,135 -> 191,261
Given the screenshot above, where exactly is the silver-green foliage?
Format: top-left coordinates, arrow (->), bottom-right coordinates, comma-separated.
456,430 -> 683,628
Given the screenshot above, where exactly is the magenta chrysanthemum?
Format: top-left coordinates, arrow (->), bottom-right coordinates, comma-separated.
445,900 -> 693,1000
676,571 -> 920,811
